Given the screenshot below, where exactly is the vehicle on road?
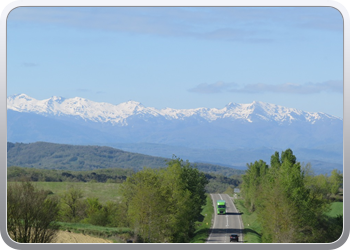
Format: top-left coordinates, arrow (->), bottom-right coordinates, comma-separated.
216,200 -> 226,215
230,234 -> 239,242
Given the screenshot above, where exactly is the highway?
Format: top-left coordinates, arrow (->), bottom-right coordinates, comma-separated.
206,193 -> 244,243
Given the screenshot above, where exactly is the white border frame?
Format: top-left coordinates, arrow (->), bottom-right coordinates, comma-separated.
1,1 -> 349,250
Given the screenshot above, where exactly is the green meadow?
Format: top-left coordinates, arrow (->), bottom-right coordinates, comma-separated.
9,181 -> 122,204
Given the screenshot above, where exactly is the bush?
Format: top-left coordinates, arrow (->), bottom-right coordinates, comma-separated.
7,181 -> 60,243
58,186 -> 86,222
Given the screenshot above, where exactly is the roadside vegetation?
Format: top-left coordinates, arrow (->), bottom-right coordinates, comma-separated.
190,194 -> 214,243
240,149 -> 343,243
234,194 -> 343,243
233,197 -> 262,243
120,157 -> 209,243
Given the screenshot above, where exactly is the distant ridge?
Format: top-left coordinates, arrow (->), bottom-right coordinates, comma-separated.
7,141 -> 245,176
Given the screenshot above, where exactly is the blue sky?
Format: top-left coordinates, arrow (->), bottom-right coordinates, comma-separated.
7,7 -> 344,117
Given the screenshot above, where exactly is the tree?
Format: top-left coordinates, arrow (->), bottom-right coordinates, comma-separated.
104,200 -> 127,227
329,169 -> 343,195
120,157 -> 209,243
241,159 -> 268,212
121,167 -> 169,242
161,158 -> 192,242
82,197 -> 110,226
169,157 -> 209,239
59,186 -> 86,222
258,177 -> 299,243
243,149 -> 335,243
7,181 -> 60,243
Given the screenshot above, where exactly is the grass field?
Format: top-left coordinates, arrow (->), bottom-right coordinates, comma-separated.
9,181 -> 122,204
56,222 -> 132,243
326,202 -> 343,218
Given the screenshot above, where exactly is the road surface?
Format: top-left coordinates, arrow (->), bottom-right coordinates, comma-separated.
206,193 -> 244,243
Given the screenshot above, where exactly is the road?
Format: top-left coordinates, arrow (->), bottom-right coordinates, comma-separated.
206,193 -> 244,243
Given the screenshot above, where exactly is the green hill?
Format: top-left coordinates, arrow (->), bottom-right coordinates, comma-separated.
7,141 -> 245,176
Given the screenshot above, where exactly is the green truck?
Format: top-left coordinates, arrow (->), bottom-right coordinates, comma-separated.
217,200 -> 226,215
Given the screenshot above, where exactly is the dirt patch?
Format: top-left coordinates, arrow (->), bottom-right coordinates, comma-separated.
52,231 -> 113,243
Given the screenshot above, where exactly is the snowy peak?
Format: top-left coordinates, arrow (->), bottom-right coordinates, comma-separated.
12,93 -> 32,100
221,101 -> 298,122
116,100 -> 145,112
238,101 -> 329,124
7,94 -> 341,125
50,96 -> 65,103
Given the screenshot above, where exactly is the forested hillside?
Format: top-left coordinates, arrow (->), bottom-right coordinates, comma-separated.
7,141 -> 244,176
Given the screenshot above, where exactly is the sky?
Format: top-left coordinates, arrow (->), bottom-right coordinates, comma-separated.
6,6 -> 344,118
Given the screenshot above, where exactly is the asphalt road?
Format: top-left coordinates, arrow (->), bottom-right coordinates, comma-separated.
206,193 -> 244,243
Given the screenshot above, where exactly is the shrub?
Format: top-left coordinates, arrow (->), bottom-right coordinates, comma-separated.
7,181 -> 60,243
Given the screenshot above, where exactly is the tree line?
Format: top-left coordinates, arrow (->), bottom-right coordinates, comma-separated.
7,166 -> 133,183
7,165 -> 242,194
240,149 -> 343,243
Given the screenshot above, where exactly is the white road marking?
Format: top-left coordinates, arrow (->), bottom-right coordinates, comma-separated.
207,193 -> 244,243
225,193 -> 244,243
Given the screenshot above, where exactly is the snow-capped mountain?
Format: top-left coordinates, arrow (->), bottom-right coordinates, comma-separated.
7,94 -> 340,126
6,94 -> 343,173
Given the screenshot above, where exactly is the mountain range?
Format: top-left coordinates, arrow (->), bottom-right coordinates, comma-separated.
7,94 -> 343,174
7,94 -> 340,125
